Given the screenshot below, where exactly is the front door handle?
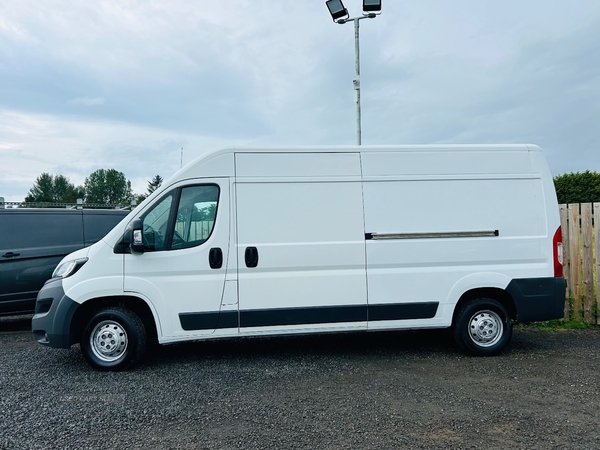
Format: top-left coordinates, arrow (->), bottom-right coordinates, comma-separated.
2,252 -> 20,258
245,247 -> 259,268
209,248 -> 223,269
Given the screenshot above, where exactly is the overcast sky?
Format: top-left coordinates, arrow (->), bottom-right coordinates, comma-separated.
1,0 -> 599,202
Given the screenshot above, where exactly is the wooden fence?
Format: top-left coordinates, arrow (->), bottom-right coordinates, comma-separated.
559,203 -> 600,324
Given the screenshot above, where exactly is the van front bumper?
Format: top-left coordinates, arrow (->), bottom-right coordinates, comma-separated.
31,279 -> 79,349
507,277 -> 567,323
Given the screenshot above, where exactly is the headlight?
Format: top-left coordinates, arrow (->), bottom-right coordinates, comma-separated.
52,258 -> 89,279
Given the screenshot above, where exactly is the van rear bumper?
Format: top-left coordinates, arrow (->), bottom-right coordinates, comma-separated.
506,277 -> 567,323
31,279 -> 79,349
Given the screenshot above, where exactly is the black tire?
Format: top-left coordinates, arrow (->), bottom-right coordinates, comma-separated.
453,298 -> 512,356
81,307 -> 146,371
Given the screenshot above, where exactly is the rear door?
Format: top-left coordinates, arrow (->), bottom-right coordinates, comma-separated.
235,152 -> 368,334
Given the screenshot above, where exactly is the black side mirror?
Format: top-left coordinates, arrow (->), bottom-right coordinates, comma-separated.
131,219 -> 145,254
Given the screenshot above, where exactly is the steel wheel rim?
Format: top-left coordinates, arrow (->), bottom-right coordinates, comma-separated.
90,320 -> 128,362
468,309 -> 503,348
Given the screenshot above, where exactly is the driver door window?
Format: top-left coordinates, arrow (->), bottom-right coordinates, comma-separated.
172,185 -> 219,249
141,185 -> 219,252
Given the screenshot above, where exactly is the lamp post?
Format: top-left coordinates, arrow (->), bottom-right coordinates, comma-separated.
326,0 -> 382,145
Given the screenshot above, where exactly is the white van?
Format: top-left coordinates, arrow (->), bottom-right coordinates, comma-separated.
32,145 -> 566,370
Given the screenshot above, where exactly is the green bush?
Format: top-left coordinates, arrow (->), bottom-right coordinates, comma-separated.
554,170 -> 600,204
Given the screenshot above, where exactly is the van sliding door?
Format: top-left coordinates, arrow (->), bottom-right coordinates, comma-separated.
235,152 -> 368,333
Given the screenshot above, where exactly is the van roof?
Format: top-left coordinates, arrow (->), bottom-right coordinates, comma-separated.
212,143 -> 539,155
188,143 -> 541,165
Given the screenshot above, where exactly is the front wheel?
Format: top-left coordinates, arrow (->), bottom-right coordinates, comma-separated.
453,298 -> 512,356
81,307 -> 147,371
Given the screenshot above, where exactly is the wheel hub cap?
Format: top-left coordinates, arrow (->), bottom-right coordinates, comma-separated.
468,310 -> 503,347
90,321 -> 128,362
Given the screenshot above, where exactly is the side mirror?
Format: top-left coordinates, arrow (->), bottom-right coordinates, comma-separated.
131,219 -> 145,254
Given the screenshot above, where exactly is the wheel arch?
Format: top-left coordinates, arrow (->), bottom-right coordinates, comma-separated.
70,295 -> 159,345
452,287 -> 517,326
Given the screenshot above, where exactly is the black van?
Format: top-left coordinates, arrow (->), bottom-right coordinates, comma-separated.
0,208 -> 130,316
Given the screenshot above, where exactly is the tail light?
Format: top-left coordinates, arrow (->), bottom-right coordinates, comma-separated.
553,226 -> 563,277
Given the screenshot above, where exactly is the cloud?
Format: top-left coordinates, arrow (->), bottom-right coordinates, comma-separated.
0,0 -> 599,201
0,109 -> 248,201
347,4 -> 600,176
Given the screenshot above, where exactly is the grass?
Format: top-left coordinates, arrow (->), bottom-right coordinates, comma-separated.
518,319 -> 598,331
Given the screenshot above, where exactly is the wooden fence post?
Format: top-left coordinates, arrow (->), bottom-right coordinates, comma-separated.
568,204 -> 581,319
581,203 -> 594,323
595,203 -> 600,325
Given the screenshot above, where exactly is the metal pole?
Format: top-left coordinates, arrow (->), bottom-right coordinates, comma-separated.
353,18 -> 361,146
332,11 -> 378,145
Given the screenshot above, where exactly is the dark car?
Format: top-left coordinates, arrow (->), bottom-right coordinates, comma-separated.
0,208 -> 130,316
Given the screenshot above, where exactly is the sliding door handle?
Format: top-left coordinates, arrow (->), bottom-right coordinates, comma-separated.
245,247 -> 259,268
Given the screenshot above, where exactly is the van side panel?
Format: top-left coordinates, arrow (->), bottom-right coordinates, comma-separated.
361,149 -> 551,329
235,152 -> 361,178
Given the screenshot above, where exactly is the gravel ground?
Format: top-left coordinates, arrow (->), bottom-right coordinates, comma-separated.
1,316 -> 599,449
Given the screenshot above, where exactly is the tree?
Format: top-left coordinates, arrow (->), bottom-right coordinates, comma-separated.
553,171 -> 600,204
147,175 -> 163,195
134,193 -> 147,206
25,173 -> 84,204
84,169 -> 133,205
53,175 -> 84,203
134,175 -> 164,205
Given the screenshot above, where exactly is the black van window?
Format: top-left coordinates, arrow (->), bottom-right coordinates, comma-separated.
0,212 -> 83,251
83,212 -> 128,246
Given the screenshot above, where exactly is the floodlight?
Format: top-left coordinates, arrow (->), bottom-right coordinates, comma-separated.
362,0 -> 382,13
326,0 -> 349,22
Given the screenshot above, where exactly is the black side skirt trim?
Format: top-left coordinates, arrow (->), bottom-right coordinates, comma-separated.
241,305 -> 366,328
368,302 -> 438,321
179,302 -> 439,331
179,311 -> 238,331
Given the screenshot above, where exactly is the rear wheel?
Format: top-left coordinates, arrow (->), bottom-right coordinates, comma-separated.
453,298 -> 512,356
81,307 -> 146,371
